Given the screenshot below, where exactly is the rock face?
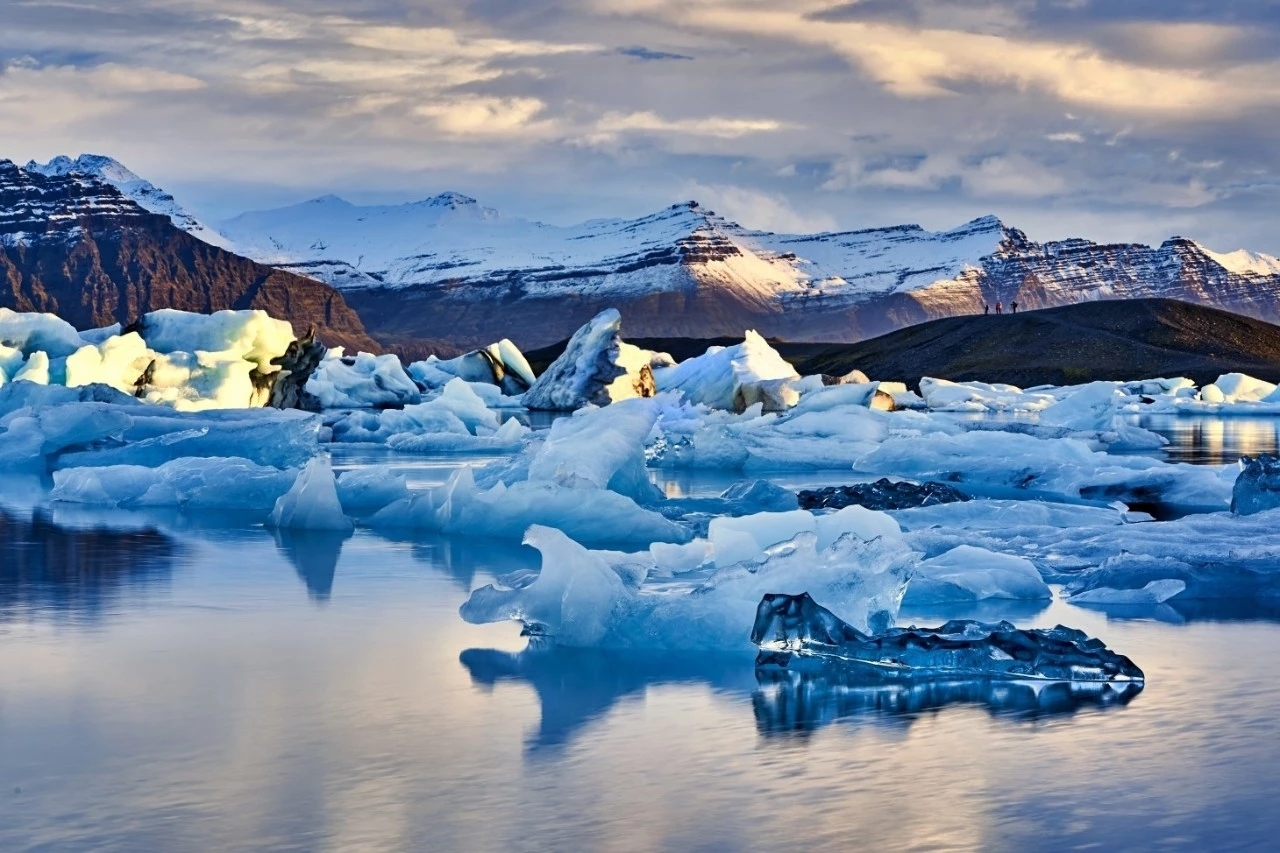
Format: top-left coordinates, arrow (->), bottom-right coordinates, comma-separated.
0,160 -> 379,353
798,479 -> 970,511
217,189 -> 1280,349
1232,455 -> 1280,516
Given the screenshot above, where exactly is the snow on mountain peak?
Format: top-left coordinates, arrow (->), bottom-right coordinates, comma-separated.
1195,243 -> 1280,277
24,153 -> 234,250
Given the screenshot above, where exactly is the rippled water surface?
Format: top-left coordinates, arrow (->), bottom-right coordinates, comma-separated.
3,414 -> 1280,852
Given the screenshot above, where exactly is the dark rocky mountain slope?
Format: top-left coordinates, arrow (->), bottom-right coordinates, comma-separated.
0,160 -> 379,352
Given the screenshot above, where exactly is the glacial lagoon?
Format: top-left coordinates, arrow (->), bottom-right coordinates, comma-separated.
3,417 -> 1280,852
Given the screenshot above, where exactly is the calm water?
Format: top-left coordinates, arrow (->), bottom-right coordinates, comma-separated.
3,415 -> 1280,852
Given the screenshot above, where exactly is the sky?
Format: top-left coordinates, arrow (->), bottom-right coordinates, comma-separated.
1,0 -> 1279,252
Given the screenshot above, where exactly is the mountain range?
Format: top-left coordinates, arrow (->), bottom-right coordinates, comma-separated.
9,153 -> 1280,352
0,156 -> 378,352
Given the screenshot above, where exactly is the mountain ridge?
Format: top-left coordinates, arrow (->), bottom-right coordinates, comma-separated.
0,159 -> 380,352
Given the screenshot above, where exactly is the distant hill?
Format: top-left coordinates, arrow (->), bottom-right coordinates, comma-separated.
528,300 -> 1280,388
794,299 -> 1280,387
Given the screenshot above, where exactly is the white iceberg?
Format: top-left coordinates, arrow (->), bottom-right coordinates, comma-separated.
902,544 -> 1051,606
269,454 -> 353,531
50,456 -> 296,510
306,350 -> 421,409
653,330 -> 799,412
523,309 -> 668,410
460,524 -> 915,650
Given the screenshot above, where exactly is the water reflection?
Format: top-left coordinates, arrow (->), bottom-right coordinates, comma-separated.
1137,414 -> 1280,465
754,669 -> 1143,738
0,506 -> 174,622
460,641 -> 755,752
272,529 -> 352,602
1072,596 -> 1280,625
404,533 -> 540,590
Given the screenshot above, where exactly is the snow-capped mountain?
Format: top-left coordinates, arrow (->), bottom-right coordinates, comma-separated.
0,159 -> 378,351
25,154 -> 236,251
217,191 -> 1280,349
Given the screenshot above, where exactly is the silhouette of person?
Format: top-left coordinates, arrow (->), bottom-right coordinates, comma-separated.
1011,301 -> 1019,314
995,301 -> 1003,315
984,304 -> 990,315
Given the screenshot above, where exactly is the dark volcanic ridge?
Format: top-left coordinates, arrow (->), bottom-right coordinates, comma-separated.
530,299 -> 1280,389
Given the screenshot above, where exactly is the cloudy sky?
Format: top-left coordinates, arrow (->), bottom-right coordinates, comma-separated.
2,0 -> 1278,251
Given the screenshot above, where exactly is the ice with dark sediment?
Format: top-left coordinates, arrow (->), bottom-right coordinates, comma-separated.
751,592 -> 1144,683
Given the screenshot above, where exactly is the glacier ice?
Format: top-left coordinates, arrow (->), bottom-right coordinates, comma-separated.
370,467 -> 688,545
527,396 -> 662,501
652,330 -> 799,412
918,377 -> 1057,413
268,454 -> 353,531
50,456 -> 296,511
334,467 -> 411,514
136,308 -> 295,374
523,309 -> 666,410
305,350 -> 421,409
460,524 -> 915,650
752,592 -> 1143,682
0,308 -> 86,358
328,378 -> 528,451
409,339 -> 535,396
902,545 -> 1051,606
1231,455 -> 1280,515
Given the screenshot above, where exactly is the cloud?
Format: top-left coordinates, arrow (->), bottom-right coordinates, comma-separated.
617,46 -> 692,61
685,182 -> 837,233
592,111 -> 785,139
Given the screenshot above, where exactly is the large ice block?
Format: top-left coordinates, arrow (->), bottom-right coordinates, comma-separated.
1232,455 -> 1280,516
751,592 -> 1143,682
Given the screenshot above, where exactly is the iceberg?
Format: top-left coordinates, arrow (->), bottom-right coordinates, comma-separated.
918,377 -> 1057,413
268,454 -> 353,531
305,350 -> 421,409
752,592 -> 1144,682
409,339 -> 536,396
370,468 -> 688,545
527,396 -> 662,501
136,308 -> 295,374
50,456 -> 296,511
1202,373 -> 1278,404
460,524 -> 915,650
523,309 -> 667,410
328,378 -> 528,451
653,331 -> 799,412
0,307 -> 86,358
902,545 -> 1051,606
1231,455 -> 1280,516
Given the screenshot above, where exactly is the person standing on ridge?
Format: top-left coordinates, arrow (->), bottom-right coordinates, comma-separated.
995,301 -> 1003,315
984,304 -> 990,315
1012,301 -> 1019,314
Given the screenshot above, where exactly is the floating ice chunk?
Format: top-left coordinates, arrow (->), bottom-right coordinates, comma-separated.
329,378 -> 526,449
409,340 -> 535,396
1203,373 -> 1277,403
306,351 -> 421,409
653,331 -> 798,412
137,308 -> 295,374
64,332 -> 153,393
524,309 -> 661,410
79,324 -> 122,346
335,466 -> 411,514
370,467 -> 688,545
49,407 -> 321,470
752,592 -> 1143,682
1231,455 -> 1280,515
1068,579 -> 1187,606
918,378 -> 1056,413
269,455 -> 353,531
903,545 -> 1051,606
706,505 -> 899,567
460,525 -> 915,650
50,456 -> 296,510
718,479 -> 799,513
0,308 -> 86,357
528,396 -> 661,501
1038,382 -> 1121,432
14,352 -> 50,384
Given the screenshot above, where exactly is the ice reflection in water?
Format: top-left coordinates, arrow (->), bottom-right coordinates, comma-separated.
753,669 -> 1143,737
1135,413 -> 1280,465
